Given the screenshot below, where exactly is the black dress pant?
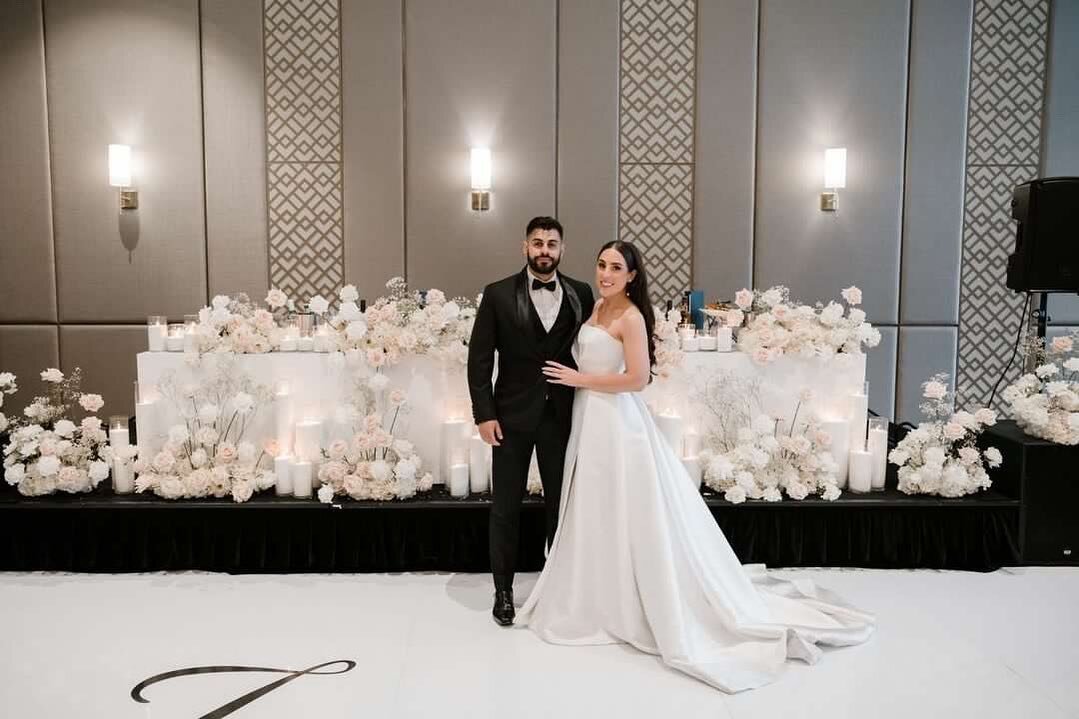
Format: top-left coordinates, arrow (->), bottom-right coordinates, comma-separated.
489,399 -> 570,579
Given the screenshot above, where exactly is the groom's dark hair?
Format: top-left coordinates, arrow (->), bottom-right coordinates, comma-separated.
526,216 -> 563,239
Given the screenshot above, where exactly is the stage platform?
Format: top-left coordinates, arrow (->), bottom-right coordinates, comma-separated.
0,476 -> 1021,573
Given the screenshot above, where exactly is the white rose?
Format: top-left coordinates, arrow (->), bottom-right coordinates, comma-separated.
761,288 -> 783,307
923,446 -> 946,467
724,485 -> 747,504
388,389 -> 407,407
231,480 -> 254,503
196,427 -> 219,446
40,368 -> 64,383
190,448 -> 208,468
394,459 -> 417,480
943,422 -> 966,441
1035,363 -> 1060,379
841,286 -> 863,305
983,447 -> 1003,469
441,301 -> 461,321
923,381 -> 948,400
1051,336 -> 1074,353
78,393 -> 105,413
336,302 -> 363,322
37,455 -> 61,477
370,459 -> 392,482
0,413 -> 7,433
216,442 -> 238,465
339,284 -> 359,303
308,295 -> 330,315
212,294 -> 231,310
346,320 -> 368,340
5,463 -> 26,485
762,487 -> 782,502
822,485 -> 842,501
53,419 -> 77,438
974,408 -> 997,426
725,309 -> 744,327
318,483 -> 336,503
265,288 -> 288,309
198,403 -> 219,423
152,450 -> 176,473
89,460 -> 110,482
368,373 -> 390,392
733,289 -> 754,310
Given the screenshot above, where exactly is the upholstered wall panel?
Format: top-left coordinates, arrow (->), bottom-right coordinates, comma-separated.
45,0 -> 208,323
0,0 -> 56,324
754,0 -> 909,324
693,0 -> 757,299
59,325 -> 146,419
556,0 -> 619,283
202,0 -> 269,303
867,326 -> 898,421
900,0 -> 971,325
405,0 -> 556,299
341,0 -> 405,300
0,325 -> 60,409
896,325 -> 958,424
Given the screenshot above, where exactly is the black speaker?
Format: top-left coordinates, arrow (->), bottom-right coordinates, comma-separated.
1006,177 -> 1079,293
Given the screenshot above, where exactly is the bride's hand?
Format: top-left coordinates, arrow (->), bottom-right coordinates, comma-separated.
543,361 -> 585,388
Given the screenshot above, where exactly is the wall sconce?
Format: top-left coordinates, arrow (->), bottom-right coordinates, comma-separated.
821,147 -> 846,212
109,144 -> 138,210
470,147 -> 491,211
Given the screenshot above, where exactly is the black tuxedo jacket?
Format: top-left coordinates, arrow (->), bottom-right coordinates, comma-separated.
468,269 -> 595,432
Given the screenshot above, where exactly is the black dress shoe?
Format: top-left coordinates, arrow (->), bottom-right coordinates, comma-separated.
492,588 -> 515,626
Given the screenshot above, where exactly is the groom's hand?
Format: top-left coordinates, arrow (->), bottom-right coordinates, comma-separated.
478,419 -> 503,446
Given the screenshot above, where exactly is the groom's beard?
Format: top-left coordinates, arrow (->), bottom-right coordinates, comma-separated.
528,254 -> 560,276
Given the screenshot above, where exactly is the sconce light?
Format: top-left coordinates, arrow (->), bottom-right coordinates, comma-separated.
470,147 -> 491,211
821,147 -> 846,211
109,144 -> 137,210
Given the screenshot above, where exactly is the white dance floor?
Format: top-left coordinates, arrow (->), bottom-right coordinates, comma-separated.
1,567 -> 1077,718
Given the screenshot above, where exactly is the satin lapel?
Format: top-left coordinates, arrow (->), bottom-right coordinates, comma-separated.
514,269 -> 541,358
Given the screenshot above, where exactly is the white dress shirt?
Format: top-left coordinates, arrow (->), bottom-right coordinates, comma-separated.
527,268 -> 564,333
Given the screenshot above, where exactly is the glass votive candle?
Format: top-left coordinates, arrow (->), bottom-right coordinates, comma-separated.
147,315 -> 168,351
166,324 -> 185,351
108,415 -> 130,448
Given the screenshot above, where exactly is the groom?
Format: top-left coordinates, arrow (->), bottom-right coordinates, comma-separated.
467,216 -> 595,626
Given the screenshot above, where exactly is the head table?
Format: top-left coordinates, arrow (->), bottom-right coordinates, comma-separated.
135,349 -> 867,488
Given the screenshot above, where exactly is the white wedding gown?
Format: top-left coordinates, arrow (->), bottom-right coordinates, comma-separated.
516,323 -> 875,693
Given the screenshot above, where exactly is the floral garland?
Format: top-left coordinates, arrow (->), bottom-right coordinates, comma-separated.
699,392 -> 841,503
730,285 -> 881,363
1001,332 -> 1079,444
652,307 -> 685,380
2,368 -> 122,496
888,373 -> 1001,497
133,357 -> 276,502
316,369 -> 434,502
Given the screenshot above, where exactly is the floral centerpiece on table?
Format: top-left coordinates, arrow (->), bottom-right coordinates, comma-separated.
2,368 -> 123,496
889,373 -> 1001,497
699,390 -> 841,504
652,306 -> 685,380
133,357 -> 276,502
1001,331 -> 1079,444
316,376 -> 434,502
731,285 -> 881,363
191,290 -> 298,354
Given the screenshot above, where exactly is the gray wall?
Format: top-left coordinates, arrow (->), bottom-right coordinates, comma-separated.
0,0 -> 1073,423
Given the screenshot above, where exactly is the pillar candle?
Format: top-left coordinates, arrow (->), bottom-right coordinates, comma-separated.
279,337 -> 297,352
848,448 -> 872,493
698,335 -> 717,351
847,385 -> 869,460
291,460 -> 313,498
716,327 -> 733,352
297,336 -> 314,352
440,419 -> 469,485
147,323 -> 167,352
682,337 -> 700,352
449,463 -> 469,498
819,417 -> 850,488
469,434 -> 489,493
682,456 -> 703,490
294,420 -> 323,462
112,459 -> 134,494
678,326 -> 696,342
109,427 -> 130,450
166,333 -> 184,352
683,430 -> 702,458
274,454 -> 294,496
867,425 -> 889,491
274,392 -> 294,456
134,401 -> 156,459
655,413 -> 684,457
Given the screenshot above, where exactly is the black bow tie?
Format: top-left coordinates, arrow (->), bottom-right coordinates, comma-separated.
532,278 -> 558,292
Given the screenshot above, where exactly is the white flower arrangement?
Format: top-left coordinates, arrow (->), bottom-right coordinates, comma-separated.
1002,331 -> 1079,444
1,367 -> 119,496
699,393 -> 841,503
732,285 -> 881,363
652,307 -> 685,380
191,292 -> 286,354
322,277 -> 477,368
316,379 -> 434,502
133,358 -> 275,502
889,373 -> 1000,497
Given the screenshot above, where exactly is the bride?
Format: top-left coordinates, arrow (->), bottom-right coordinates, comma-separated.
517,240 -> 875,693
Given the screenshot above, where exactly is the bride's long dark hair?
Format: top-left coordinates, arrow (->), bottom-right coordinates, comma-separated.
597,241 -> 657,376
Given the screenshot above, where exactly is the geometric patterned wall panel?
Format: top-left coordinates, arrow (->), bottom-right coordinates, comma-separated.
264,0 -> 344,301
956,0 -> 1049,411
618,0 -> 696,304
